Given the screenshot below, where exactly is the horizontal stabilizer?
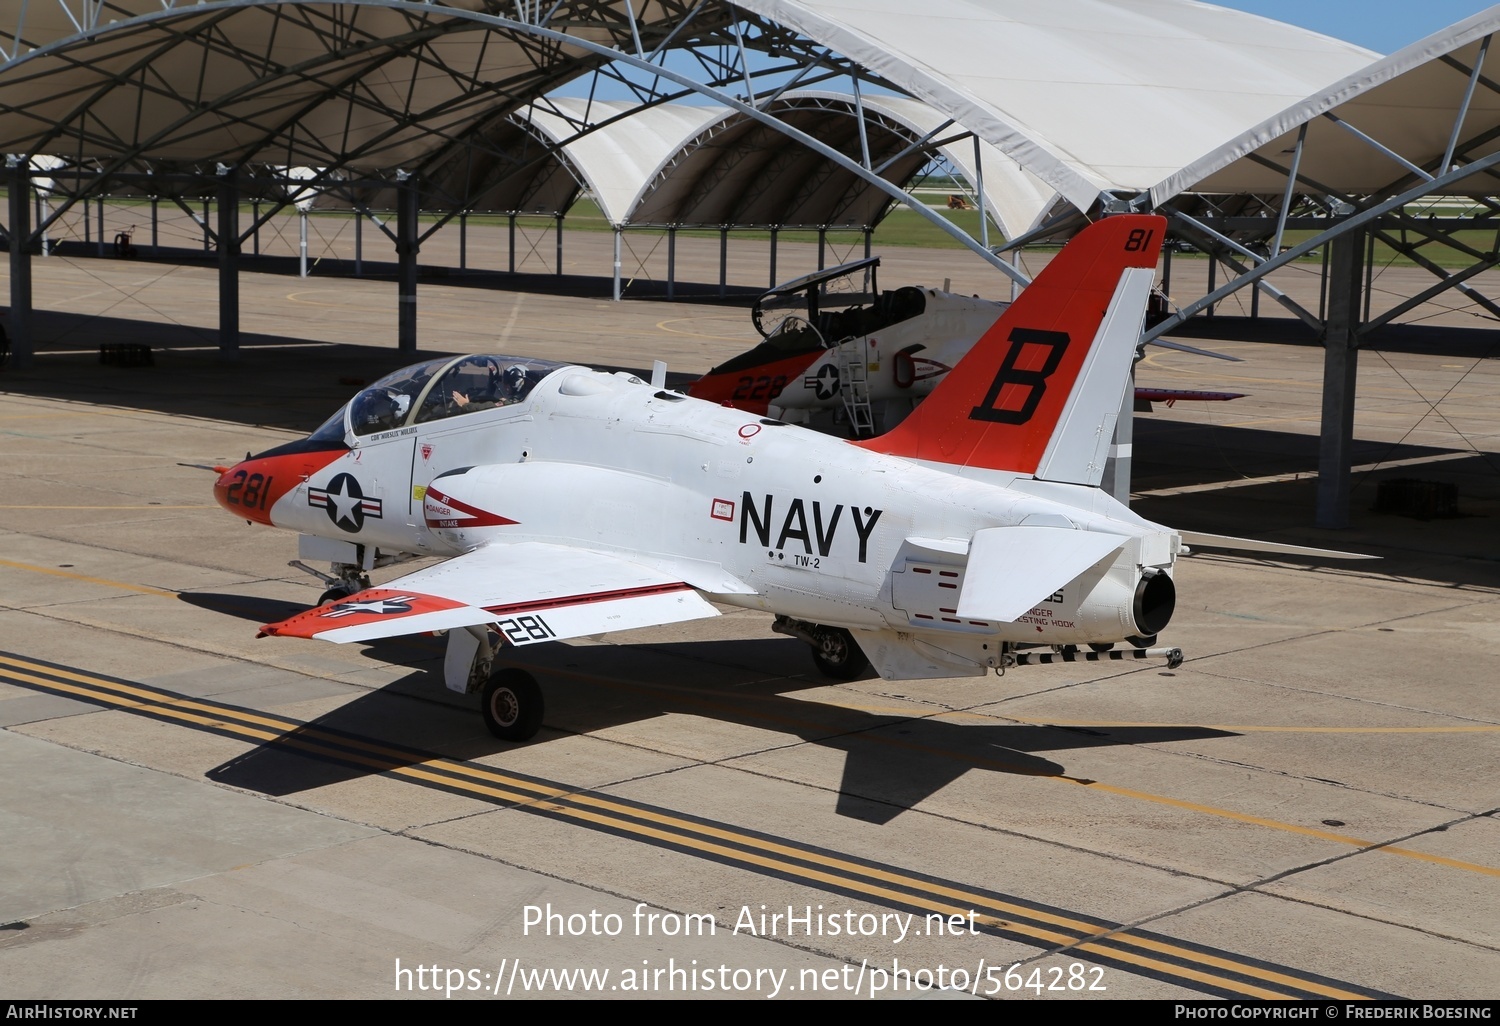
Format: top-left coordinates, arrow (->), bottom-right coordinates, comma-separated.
956,526 -> 1128,622
261,542 -> 720,643
1181,531 -> 1377,561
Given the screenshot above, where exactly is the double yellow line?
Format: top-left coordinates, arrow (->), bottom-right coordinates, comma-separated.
0,651 -> 1388,1000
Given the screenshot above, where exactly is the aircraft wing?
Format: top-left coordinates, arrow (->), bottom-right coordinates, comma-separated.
259,542 -> 721,644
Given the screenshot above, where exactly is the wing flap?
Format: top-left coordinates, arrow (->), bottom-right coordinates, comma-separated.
955,526 -> 1128,622
260,542 -> 720,644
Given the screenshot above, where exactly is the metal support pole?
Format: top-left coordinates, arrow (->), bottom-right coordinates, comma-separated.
555,214 -> 563,276
864,229 -> 871,261
217,168 -> 240,361
83,195 -> 90,247
818,228 -> 826,270
719,228 -> 728,298
667,227 -> 676,301
1316,228 -> 1364,529
299,211 -> 308,277
1206,257 -> 1216,317
202,199 -> 210,252
1162,245 -> 1172,297
397,177 -> 419,355
251,200 -> 260,255
459,211 -> 467,271
769,227 -> 778,288
151,198 -> 158,254
972,134 -> 989,251
508,214 -> 516,273
8,159 -> 34,369
354,212 -> 362,276
612,227 -> 622,301
35,192 -> 48,257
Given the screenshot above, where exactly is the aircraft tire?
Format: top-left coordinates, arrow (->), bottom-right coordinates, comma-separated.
1088,642 -> 1115,652
1126,634 -> 1157,648
810,627 -> 869,681
481,669 -> 544,742
317,587 -> 353,607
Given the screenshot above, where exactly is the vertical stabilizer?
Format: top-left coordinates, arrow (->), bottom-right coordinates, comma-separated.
856,215 -> 1164,485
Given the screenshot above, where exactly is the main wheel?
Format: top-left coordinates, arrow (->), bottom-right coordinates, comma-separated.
810,626 -> 869,681
480,669 -> 544,741
317,586 -> 355,607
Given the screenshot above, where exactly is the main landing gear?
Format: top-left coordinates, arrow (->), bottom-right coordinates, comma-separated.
442,626 -> 546,742
772,616 -> 870,681
480,668 -> 544,742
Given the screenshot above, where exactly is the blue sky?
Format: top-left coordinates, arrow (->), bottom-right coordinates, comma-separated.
1210,1 -> 1493,54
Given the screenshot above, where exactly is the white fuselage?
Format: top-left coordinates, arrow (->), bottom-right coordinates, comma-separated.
261,365 -> 1178,677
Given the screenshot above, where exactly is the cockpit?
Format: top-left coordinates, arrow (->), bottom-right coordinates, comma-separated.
308,355 -> 566,442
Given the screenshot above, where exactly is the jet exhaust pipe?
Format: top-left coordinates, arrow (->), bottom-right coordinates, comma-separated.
1132,570 -> 1176,638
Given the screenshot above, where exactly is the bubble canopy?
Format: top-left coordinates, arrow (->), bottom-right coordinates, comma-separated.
307,355 -> 568,442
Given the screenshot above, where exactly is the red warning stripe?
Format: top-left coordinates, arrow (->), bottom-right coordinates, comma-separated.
483,582 -> 693,617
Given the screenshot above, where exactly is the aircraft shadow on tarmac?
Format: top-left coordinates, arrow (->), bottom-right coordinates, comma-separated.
202,622 -> 1236,824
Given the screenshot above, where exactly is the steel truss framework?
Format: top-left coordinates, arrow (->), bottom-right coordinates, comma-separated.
2,2 -> 1496,527
0,0 -> 1024,361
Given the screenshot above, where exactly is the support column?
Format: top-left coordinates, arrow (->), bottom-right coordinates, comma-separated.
612,226 -> 622,301
817,228 -> 826,270
354,213 -> 362,276
298,211 -> 308,277
459,211 -> 467,272
217,168 -> 240,360
396,176 -> 419,355
864,228 -> 871,261
769,227 -> 778,288
1316,227 -> 1364,529
719,228 -> 727,298
508,214 -> 516,272
151,198 -> 158,254
555,214 -> 563,276
202,199 -> 210,251
8,158 -> 34,369
34,191 -> 48,257
251,200 -> 260,256
97,197 -> 104,258
667,227 -> 676,301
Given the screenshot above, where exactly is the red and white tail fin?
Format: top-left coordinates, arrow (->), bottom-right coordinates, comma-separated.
857,215 -> 1164,485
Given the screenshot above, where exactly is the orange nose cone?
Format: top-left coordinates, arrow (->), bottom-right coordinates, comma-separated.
214,459 -> 279,525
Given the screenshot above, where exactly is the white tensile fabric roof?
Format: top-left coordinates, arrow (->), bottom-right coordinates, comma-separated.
1154,8 -> 1500,203
520,91 -> 1054,235
732,0 -> 1379,211
524,98 -> 731,225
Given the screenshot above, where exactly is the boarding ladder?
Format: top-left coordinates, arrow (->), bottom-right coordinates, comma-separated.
835,335 -> 875,438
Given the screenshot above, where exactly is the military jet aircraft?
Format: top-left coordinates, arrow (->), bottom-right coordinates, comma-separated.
214,215 -> 1304,743
686,255 -> 1243,434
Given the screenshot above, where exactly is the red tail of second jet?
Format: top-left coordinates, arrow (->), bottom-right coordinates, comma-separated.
858,215 -> 1165,486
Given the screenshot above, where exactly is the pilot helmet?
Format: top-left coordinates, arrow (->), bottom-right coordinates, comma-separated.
502,364 -> 528,397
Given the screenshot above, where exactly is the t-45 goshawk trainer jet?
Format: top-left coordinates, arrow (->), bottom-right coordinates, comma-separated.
212,215 -> 1295,742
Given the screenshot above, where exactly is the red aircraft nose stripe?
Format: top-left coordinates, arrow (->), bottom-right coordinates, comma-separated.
215,448 -> 345,525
